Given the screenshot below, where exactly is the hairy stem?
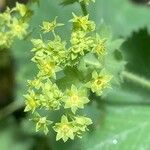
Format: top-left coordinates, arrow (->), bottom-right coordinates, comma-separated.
122,71 -> 150,89
79,1 -> 88,16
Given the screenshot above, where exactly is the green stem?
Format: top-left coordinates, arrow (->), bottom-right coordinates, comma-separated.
122,71 -> 150,90
0,101 -> 25,120
79,1 -> 88,16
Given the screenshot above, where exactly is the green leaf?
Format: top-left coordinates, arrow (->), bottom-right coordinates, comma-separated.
92,0 -> 150,37
80,28 -> 150,150
81,103 -> 150,150
122,28 -> 150,97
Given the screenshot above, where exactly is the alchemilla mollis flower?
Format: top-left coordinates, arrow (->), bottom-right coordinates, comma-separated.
53,115 -> 75,142
63,85 -> 89,114
87,70 -> 112,95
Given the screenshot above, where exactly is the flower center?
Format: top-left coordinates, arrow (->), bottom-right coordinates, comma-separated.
62,124 -> 70,134
15,25 -> 22,32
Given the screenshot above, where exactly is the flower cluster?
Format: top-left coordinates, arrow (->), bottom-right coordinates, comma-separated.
25,13 -> 112,142
0,2 -> 32,49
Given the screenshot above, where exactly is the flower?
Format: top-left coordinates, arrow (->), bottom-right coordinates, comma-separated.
63,85 -> 89,114
33,113 -> 52,135
15,2 -> 28,16
0,7 -> 11,24
9,18 -> 28,39
73,116 -> 92,136
69,30 -> 93,60
87,70 -> 112,95
0,32 -> 13,48
92,34 -> 107,56
47,35 -> 67,64
41,17 -> 64,33
31,39 -> 46,52
40,80 -> 63,110
37,59 -> 57,78
53,115 -> 75,142
70,13 -> 95,31
24,90 -> 40,112
27,78 -> 42,90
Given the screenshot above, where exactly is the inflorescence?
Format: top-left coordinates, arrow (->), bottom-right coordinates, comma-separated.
0,2 -> 32,49
24,3 -> 112,142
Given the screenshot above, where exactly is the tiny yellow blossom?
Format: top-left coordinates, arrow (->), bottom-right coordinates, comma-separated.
32,113 -> 52,135
27,78 -> 42,90
0,7 -> 11,24
63,85 -> 89,114
24,90 -> 40,112
92,34 -> 107,56
53,115 -> 75,142
74,116 -> 92,135
0,32 -> 13,48
15,2 -> 28,16
41,17 -> 64,33
9,18 -> 28,39
37,60 -> 56,78
87,70 -> 112,95
70,30 -> 94,60
70,13 -> 95,31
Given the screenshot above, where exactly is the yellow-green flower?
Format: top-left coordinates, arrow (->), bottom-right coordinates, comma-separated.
87,70 -> 112,95
33,113 -> 52,135
47,35 -> 67,64
40,80 -> 63,110
9,18 -> 28,39
31,39 -> 46,52
92,34 -> 107,56
0,32 -> 13,48
73,116 -> 92,136
24,90 -> 40,112
53,115 -> 75,142
0,7 -> 11,24
70,13 -> 95,31
41,17 -> 64,33
63,85 -> 89,114
15,2 -> 28,16
27,78 -> 42,90
37,59 -> 56,78
70,30 -> 93,60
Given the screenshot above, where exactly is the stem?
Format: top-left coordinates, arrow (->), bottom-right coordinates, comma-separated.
0,101 -> 25,120
122,71 -> 150,90
80,1 -> 88,16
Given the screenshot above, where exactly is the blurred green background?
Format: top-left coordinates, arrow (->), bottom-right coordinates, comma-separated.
0,0 -> 150,149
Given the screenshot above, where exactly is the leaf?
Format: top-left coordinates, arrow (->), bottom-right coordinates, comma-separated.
97,21 -> 112,39
79,28 -> 150,150
92,0 -> 150,37
81,102 -> 150,150
103,38 -> 126,85
122,28 -> 150,97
